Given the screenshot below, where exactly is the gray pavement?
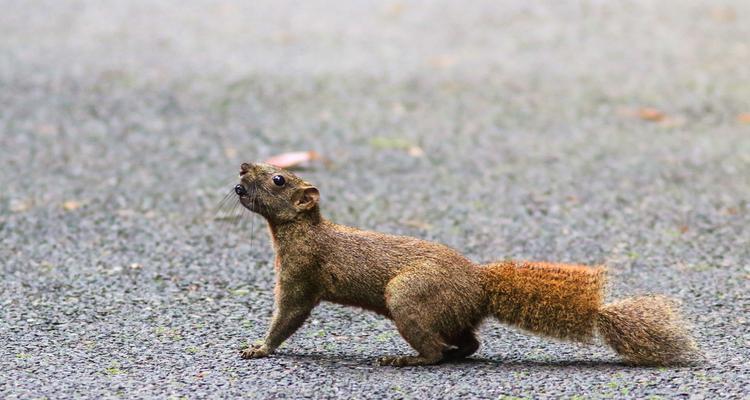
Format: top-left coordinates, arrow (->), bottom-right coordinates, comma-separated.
1,1 -> 749,398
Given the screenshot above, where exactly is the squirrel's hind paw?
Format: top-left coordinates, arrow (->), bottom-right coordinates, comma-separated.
377,355 -> 441,367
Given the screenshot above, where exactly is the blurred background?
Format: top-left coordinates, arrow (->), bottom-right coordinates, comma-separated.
1,1 -> 749,398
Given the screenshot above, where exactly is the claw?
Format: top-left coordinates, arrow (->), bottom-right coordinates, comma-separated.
240,343 -> 270,359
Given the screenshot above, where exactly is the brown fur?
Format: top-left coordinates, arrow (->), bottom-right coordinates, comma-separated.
234,163 -> 700,366
597,295 -> 700,365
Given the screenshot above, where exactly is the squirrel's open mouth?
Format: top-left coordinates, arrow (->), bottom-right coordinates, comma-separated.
237,186 -> 260,212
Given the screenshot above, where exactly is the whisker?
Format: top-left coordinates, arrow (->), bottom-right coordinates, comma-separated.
215,190 -> 236,215
249,185 -> 268,248
251,206 -> 258,265
228,198 -> 243,223
214,181 -> 241,220
211,177 -> 271,257
216,195 -> 241,222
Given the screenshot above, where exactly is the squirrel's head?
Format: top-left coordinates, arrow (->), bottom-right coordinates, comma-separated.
235,163 -> 320,224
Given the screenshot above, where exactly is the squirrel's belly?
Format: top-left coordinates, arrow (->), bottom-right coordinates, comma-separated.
319,269 -> 392,317
323,295 -> 391,317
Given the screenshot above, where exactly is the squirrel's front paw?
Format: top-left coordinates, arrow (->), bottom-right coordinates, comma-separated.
240,343 -> 270,359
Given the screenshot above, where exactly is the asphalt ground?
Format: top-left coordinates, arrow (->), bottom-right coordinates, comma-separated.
1,1 -> 749,398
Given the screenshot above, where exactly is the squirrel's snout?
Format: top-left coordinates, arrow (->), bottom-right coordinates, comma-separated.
240,162 -> 255,176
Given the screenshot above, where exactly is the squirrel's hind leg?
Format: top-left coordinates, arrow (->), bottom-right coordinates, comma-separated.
443,330 -> 479,361
377,318 -> 445,367
377,308 -> 446,366
378,277 -> 448,367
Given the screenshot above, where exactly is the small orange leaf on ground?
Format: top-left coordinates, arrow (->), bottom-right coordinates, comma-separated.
407,146 -> 425,157
384,2 -> 405,18
429,54 -> 458,69
711,7 -> 736,22
723,207 -> 740,216
264,151 -> 321,169
223,146 -> 238,159
10,199 -> 31,213
35,123 -> 57,136
273,31 -> 294,45
637,107 -> 666,122
737,113 -> 750,124
63,200 -> 82,211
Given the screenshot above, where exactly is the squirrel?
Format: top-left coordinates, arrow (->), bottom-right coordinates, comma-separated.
232,162 -> 700,367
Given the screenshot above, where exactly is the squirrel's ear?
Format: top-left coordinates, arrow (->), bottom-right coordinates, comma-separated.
295,186 -> 320,210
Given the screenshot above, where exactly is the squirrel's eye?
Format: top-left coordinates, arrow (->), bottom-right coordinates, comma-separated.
234,184 -> 247,196
272,175 -> 285,186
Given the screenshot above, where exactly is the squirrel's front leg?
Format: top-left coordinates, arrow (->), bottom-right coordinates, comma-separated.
241,279 -> 319,360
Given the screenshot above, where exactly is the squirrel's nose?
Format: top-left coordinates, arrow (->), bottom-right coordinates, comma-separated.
240,163 -> 255,176
234,184 -> 248,196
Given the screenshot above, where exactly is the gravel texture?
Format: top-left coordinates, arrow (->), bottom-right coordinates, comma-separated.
2,1 -> 749,398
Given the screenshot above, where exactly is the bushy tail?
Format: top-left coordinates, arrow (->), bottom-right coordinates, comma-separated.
479,260 -> 700,366
479,260 -> 606,342
597,295 -> 700,366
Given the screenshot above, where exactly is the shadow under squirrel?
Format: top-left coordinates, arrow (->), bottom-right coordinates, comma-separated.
233,162 -> 699,366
